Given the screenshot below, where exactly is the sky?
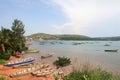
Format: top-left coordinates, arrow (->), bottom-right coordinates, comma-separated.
0,0 -> 120,37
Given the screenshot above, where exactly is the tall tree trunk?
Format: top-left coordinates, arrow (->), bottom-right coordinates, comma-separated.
1,43 -> 5,53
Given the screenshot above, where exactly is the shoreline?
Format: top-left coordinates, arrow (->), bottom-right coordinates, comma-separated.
0,55 -> 72,80
0,54 -> 120,80
28,40 -> 120,76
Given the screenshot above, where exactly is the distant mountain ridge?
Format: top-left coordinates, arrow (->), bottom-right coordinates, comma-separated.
27,33 -> 120,40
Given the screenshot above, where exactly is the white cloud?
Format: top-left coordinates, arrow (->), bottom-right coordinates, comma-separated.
51,0 -> 120,35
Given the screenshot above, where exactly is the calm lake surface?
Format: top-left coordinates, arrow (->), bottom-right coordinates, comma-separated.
27,40 -> 120,75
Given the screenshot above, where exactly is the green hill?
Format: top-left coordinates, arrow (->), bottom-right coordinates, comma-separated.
27,33 -> 91,40
27,33 -> 120,40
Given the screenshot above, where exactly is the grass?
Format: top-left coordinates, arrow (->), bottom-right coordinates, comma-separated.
0,59 -> 6,64
53,74 -> 60,80
0,75 -> 6,80
63,67 -> 120,80
63,59 -> 120,80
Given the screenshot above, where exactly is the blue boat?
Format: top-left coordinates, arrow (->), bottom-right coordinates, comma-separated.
4,57 -> 35,66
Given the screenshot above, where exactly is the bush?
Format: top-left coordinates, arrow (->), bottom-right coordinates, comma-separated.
53,56 -> 71,68
0,59 -> 6,64
63,68 -> 120,80
53,74 -> 60,80
0,76 -> 6,80
0,53 -> 11,60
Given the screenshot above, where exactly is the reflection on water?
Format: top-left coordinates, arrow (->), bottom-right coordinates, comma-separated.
27,40 -> 120,75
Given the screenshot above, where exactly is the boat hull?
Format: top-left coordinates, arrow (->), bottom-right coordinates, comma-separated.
104,50 -> 118,52
4,59 -> 35,66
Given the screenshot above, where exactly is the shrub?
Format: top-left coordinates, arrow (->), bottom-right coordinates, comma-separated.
0,53 -> 11,60
53,74 -> 59,80
63,68 -> 120,80
0,76 -> 6,80
53,56 -> 71,68
0,59 -> 6,64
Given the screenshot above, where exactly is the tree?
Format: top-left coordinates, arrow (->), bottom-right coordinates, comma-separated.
11,19 -> 26,53
0,27 -> 13,53
0,19 -> 27,59
12,19 -> 25,39
0,27 -> 13,59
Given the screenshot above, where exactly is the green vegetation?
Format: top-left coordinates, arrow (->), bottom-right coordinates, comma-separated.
63,64 -> 120,80
28,33 -> 120,40
0,75 -> 6,80
63,69 -> 120,80
58,35 -> 90,40
53,74 -> 60,80
53,56 -> 71,68
28,33 -> 57,40
27,33 -> 91,40
0,59 -> 6,64
0,19 -> 27,60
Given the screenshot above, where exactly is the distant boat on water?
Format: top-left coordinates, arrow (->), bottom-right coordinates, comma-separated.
104,44 -> 110,46
104,49 -> 118,52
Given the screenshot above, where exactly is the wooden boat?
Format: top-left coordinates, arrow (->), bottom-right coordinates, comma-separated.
10,63 -> 49,77
104,49 -> 118,52
26,50 -> 39,53
4,57 -> 35,66
32,68 -> 54,77
41,54 -> 53,59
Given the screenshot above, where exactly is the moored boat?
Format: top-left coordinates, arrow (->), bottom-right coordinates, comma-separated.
104,44 -> 110,46
4,57 -> 35,66
26,49 -> 39,53
104,49 -> 118,52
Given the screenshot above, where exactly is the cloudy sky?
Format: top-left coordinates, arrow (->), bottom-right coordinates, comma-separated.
0,0 -> 120,37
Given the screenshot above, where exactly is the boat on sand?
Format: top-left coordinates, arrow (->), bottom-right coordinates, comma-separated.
41,54 -> 53,59
4,57 -> 35,66
32,67 -> 54,77
10,63 -> 49,77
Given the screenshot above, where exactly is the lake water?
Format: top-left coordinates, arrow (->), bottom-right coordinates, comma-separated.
27,40 -> 120,75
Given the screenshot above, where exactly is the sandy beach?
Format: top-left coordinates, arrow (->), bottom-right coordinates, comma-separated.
0,55 -> 72,80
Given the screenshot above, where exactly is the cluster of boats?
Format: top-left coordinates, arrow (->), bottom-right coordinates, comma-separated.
4,53 -> 54,78
32,67 -> 54,77
10,63 -> 50,77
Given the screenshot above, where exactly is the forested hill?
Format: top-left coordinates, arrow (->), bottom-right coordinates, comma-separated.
27,33 -> 120,40
27,33 -> 91,40
93,36 -> 120,41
